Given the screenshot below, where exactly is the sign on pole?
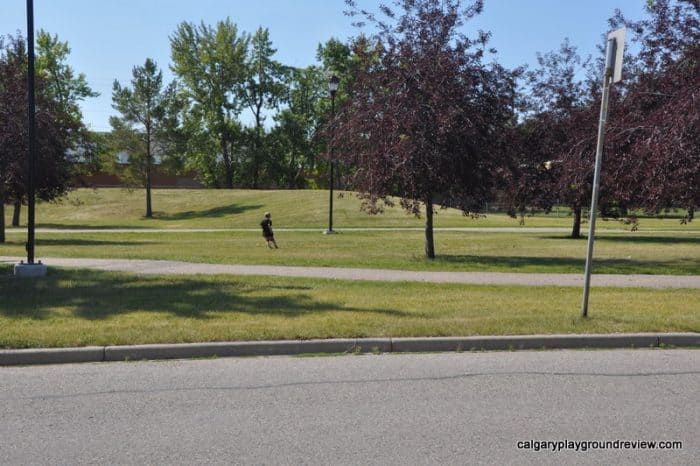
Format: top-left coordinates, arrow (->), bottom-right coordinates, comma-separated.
581,27 -> 626,318
608,27 -> 626,83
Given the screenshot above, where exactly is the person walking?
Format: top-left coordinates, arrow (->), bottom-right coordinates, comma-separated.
260,212 -> 278,249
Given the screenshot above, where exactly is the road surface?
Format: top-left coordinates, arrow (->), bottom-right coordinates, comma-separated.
1,349 -> 697,465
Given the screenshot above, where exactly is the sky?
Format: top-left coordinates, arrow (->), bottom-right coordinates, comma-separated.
0,0 -> 649,132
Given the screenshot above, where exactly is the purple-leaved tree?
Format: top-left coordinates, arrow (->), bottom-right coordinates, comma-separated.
333,0 -> 519,258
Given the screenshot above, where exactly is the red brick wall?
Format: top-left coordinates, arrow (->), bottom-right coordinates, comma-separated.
75,171 -> 204,188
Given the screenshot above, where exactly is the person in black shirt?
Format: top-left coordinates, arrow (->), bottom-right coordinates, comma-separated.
260,212 -> 278,248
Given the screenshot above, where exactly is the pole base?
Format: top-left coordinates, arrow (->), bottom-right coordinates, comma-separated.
323,229 -> 338,235
14,261 -> 47,277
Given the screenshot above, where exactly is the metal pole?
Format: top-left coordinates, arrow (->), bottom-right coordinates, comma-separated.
26,0 -> 37,264
581,38 -> 616,318
326,92 -> 336,234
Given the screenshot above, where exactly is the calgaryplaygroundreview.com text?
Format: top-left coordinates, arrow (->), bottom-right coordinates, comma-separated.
517,438 -> 683,453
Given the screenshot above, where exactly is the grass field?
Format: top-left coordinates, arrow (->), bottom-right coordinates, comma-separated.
2,188 -> 698,275
4,188 -> 698,230
2,189 -> 698,349
2,229 -> 700,275
1,266 -> 698,348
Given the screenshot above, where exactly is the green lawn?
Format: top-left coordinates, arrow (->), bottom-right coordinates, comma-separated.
5,188 -> 698,230
2,188 -> 697,350
2,229 -> 699,275
1,266 -> 698,349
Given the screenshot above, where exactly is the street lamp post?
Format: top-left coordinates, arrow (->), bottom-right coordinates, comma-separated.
26,0 -> 37,263
324,75 -> 339,235
14,0 -> 46,277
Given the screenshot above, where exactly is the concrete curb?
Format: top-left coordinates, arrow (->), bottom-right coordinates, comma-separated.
1,334 -> 698,366
0,346 -> 105,366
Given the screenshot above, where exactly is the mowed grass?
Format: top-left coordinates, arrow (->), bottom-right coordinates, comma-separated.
2,189 -> 697,350
5,188 -> 698,230
1,266 -> 698,349
2,230 -> 699,275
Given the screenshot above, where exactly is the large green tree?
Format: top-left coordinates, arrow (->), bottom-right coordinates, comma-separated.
111,58 -> 180,218
241,27 -> 286,188
268,65 -> 327,188
36,30 -> 98,117
170,19 -> 248,188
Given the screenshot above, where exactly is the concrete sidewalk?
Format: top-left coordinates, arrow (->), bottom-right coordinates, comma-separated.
2,256 -> 700,288
1,334 -> 699,366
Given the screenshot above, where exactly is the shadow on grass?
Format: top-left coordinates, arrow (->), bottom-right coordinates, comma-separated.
432,254 -> 700,275
0,267 -> 408,321
36,238 -> 160,247
596,235 -> 700,245
435,254 -> 585,270
540,234 -> 700,245
154,203 -> 264,221
36,224 -> 152,230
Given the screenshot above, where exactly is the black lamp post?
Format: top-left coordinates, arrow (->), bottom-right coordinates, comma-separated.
15,0 -> 46,276
26,0 -> 37,263
324,74 -> 339,235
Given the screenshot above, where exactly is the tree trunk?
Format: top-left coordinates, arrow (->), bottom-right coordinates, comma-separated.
145,139 -> 153,218
222,139 -> 234,189
145,175 -> 153,218
425,194 -> 435,259
12,201 -> 21,227
0,185 -> 5,243
252,123 -> 261,189
571,205 -> 582,239
688,206 -> 695,222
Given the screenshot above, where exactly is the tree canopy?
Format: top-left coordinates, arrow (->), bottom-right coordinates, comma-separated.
111,58 -> 181,217
0,34 -> 83,241
334,0 -> 520,258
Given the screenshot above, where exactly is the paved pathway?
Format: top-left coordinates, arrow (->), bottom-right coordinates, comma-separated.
2,256 -> 699,288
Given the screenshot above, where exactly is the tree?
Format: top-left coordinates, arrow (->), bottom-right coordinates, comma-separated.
170,19 -> 249,188
335,0 -> 519,258
0,37 -> 24,241
514,39 -> 597,238
36,30 -> 98,116
268,65 -> 327,188
111,58 -> 180,218
520,1 -> 699,237
0,34 -> 81,241
317,38 -> 353,79
611,0 -> 699,221
36,30 -> 100,178
240,27 -> 286,188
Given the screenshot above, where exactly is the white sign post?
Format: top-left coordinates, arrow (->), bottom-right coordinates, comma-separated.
581,27 -> 626,318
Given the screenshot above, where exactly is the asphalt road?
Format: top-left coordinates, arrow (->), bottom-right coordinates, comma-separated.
1,350 -> 697,465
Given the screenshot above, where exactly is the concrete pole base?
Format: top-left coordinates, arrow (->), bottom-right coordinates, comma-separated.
323,229 -> 338,235
14,261 -> 48,277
